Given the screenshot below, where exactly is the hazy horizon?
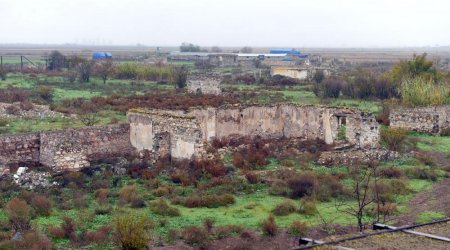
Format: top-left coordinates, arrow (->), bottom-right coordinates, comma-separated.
1,0 -> 450,48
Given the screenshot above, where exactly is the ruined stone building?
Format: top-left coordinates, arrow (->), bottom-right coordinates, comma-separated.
390,105 -> 450,134
186,73 -> 222,95
128,104 -> 380,160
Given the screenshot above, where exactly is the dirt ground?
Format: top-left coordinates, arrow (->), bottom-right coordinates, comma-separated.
395,177 -> 450,225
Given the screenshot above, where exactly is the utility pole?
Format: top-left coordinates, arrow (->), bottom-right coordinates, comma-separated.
20,56 -> 23,70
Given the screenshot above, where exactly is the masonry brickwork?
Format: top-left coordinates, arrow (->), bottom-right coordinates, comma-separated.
128,104 -> 380,160
186,73 -> 222,95
0,124 -> 132,173
389,105 -> 450,134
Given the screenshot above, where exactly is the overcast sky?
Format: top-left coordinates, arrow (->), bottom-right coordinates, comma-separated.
1,0 -> 449,47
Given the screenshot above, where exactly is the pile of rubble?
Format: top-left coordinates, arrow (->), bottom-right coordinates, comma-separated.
0,102 -> 64,119
12,167 -> 55,189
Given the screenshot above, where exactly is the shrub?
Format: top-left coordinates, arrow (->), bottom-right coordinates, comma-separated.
316,174 -> 344,201
94,188 -> 110,204
287,172 -> 318,199
37,85 -> 54,103
6,198 -> 31,231
261,215 -> 277,236
299,198 -> 318,215
83,226 -> 110,244
203,218 -> 215,233
149,199 -> 181,216
380,127 -> 407,151
172,193 -> 235,208
49,226 -> 66,239
269,180 -> 290,196
272,200 -> 297,216
215,224 -> 243,239
167,229 -> 178,243
118,185 -> 138,205
181,226 -> 209,246
30,195 -> 52,216
379,166 -> 404,178
400,77 -> 449,107
288,220 -> 308,236
407,167 -> 438,181
245,171 -> 259,184
13,230 -> 52,250
131,197 -> 147,208
114,213 -> 151,250
19,100 -> 34,111
5,105 -> 20,115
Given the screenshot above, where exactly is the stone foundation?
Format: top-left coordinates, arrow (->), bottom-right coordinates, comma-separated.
187,73 -> 222,95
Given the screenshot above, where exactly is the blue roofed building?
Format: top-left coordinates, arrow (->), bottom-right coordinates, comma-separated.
92,52 -> 113,60
270,48 -> 308,58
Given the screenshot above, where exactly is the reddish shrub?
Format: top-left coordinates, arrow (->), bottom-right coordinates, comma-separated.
215,225 -> 244,239
288,220 -> 308,236
83,226 -> 111,244
5,105 -> 20,115
181,226 -> 209,246
48,226 -> 66,239
14,230 -> 52,250
245,171 -> 259,184
94,188 -> 110,204
272,200 -> 297,216
118,185 -> 138,205
19,100 -> 34,111
380,167 -> 404,178
261,215 -> 277,236
172,193 -> 235,208
288,172 -> 318,199
6,198 -> 31,231
31,195 -> 52,216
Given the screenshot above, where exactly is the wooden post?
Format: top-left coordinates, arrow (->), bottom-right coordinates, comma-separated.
21,56 -> 23,70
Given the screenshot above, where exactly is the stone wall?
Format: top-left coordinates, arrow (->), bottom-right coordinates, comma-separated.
128,111 -> 204,160
0,133 -> 40,167
0,124 -> 133,173
128,104 -> 380,160
186,73 -> 222,95
40,124 -> 132,172
389,105 -> 450,134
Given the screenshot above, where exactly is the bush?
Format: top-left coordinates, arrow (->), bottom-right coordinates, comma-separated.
261,215 -> 277,236
30,195 -> 52,216
245,171 -> 259,184
149,199 -> 180,216
380,127 -> 408,151
287,172 -> 318,199
299,198 -> 318,215
6,198 -> 31,231
118,185 -> 138,205
181,226 -> 209,246
114,213 -> 151,250
172,193 -> 235,208
379,166 -> 404,178
131,197 -> 147,208
269,180 -> 290,196
13,230 -> 52,250
400,77 -> 449,107
19,100 -> 34,111
37,85 -> 54,103
83,226 -> 110,244
272,200 -> 297,216
288,220 -> 308,236
407,167 -> 438,181
94,188 -> 110,204
215,224 -> 243,239
5,105 -> 20,115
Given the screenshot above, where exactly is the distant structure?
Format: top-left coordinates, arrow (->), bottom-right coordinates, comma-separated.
92,52 -> 112,60
168,51 -> 307,67
269,48 -> 308,59
187,73 -> 222,95
271,66 -> 331,80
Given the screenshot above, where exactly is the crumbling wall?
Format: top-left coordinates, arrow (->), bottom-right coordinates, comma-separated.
40,124 -> 132,172
0,124 -> 132,173
0,133 -> 40,167
128,104 -> 380,160
128,111 -> 204,160
187,73 -> 222,95
389,105 -> 450,134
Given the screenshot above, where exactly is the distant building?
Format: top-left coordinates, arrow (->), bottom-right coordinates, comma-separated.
92,52 -> 112,60
271,66 -> 331,80
270,48 -> 308,59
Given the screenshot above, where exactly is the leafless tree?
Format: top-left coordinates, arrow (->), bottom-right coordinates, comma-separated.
94,59 -> 115,84
77,60 -> 93,83
335,165 -> 375,232
241,46 -> 253,53
78,102 -> 100,126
